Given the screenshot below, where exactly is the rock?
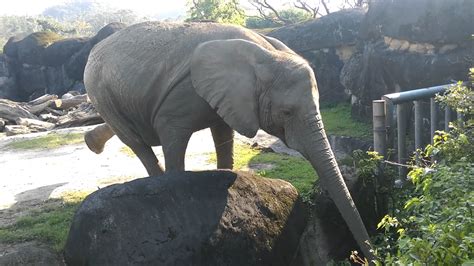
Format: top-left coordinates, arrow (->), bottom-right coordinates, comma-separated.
65,22 -> 126,81
341,41 -> 473,120
298,172 -> 379,264
269,9 -> 366,51
42,37 -> 89,67
14,32 -> 63,65
361,0 -> 474,44
268,9 -> 366,104
65,170 -> 307,266
0,242 -> 64,266
0,23 -> 125,102
0,54 -> 18,100
5,125 -> 32,136
328,135 -> 371,161
299,48 -> 350,103
3,36 -> 23,58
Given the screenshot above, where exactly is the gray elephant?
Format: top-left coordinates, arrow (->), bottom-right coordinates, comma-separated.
84,21 -> 374,260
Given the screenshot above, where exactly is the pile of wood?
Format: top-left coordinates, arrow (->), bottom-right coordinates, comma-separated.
0,92 -> 103,136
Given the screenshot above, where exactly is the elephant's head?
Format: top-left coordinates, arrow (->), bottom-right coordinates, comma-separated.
190,37 -> 374,260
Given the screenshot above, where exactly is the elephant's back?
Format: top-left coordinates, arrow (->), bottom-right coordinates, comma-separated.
84,22 -> 273,145
88,22 -> 274,69
86,21 -> 273,112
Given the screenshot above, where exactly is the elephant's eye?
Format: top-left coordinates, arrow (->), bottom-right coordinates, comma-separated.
282,109 -> 291,117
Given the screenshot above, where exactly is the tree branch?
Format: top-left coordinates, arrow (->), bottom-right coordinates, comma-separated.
249,0 -> 293,25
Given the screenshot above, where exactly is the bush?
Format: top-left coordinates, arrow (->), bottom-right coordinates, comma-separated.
375,69 -> 474,265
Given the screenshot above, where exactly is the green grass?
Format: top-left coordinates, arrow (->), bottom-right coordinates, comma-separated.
320,104 -> 371,139
209,144 -> 317,199
120,146 -> 135,157
5,132 -> 84,150
0,191 -> 89,252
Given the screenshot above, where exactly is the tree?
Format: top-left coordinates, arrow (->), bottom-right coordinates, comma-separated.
187,0 -> 245,25
249,0 -> 368,26
245,8 -> 311,28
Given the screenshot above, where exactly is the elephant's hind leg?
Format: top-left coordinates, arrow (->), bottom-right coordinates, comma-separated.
128,143 -> 165,176
109,123 -> 165,176
211,121 -> 234,169
85,123 -> 115,154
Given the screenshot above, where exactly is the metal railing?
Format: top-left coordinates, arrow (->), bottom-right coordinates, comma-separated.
372,83 -> 460,178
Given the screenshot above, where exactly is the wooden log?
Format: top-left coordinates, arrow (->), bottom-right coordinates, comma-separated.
39,113 -> 59,124
5,125 -> 32,136
0,118 -> 6,131
0,99 -> 37,121
56,114 -> 103,128
28,99 -> 56,114
55,102 -> 103,128
44,107 -> 66,116
27,94 -> 58,106
15,117 -> 56,131
54,94 -> 89,110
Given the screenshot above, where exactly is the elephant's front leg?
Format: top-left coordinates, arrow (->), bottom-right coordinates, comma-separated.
211,121 -> 234,169
160,128 -> 192,172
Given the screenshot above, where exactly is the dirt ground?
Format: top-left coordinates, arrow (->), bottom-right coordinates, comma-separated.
0,125 -> 296,227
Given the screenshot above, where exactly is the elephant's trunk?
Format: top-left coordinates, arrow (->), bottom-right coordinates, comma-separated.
302,114 -> 374,261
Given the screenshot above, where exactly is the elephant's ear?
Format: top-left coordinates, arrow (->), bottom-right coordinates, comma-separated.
191,39 -> 273,138
261,35 -> 297,55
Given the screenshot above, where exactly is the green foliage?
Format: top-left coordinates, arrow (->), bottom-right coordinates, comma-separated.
6,132 -> 84,150
1,0 -> 146,50
208,143 -> 316,199
187,0 -> 245,25
245,8 -> 312,29
320,104 -> 372,139
374,73 -> 474,265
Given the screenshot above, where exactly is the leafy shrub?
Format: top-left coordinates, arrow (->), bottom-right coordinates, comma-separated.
375,70 -> 474,265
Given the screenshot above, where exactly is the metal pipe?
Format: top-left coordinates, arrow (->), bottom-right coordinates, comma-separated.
430,98 -> 438,144
445,106 -> 452,132
373,100 -> 386,157
383,84 -> 454,105
397,103 -> 408,178
385,101 -> 396,159
414,101 -> 422,164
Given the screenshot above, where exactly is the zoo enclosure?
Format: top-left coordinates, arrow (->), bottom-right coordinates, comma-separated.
372,83 -> 462,178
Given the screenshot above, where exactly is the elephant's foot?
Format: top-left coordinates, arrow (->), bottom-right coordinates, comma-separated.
85,123 -> 115,154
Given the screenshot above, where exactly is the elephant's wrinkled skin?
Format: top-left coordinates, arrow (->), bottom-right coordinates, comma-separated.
84,22 -> 374,260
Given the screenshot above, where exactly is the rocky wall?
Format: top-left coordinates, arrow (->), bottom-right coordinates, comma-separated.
0,22 -> 125,101
269,0 -> 473,120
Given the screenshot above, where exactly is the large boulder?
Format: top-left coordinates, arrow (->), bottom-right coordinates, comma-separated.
341,42 -> 472,119
269,9 -> 365,52
10,32 -> 63,65
342,0 -> 474,120
64,170 -> 307,266
65,22 -> 126,81
361,0 -> 474,44
269,9 -> 366,104
0,23 -> 125,101
42,37 -> 89,67
0,54 -> 18,100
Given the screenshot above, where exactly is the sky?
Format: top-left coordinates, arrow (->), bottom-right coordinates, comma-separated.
0,0 -> 320,18
1,0 -> 188,17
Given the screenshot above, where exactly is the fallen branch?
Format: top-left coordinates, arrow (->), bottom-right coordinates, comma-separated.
54,94 -> 89,110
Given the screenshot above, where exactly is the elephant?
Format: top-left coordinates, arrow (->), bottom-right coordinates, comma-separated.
84,21 -> 374,261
